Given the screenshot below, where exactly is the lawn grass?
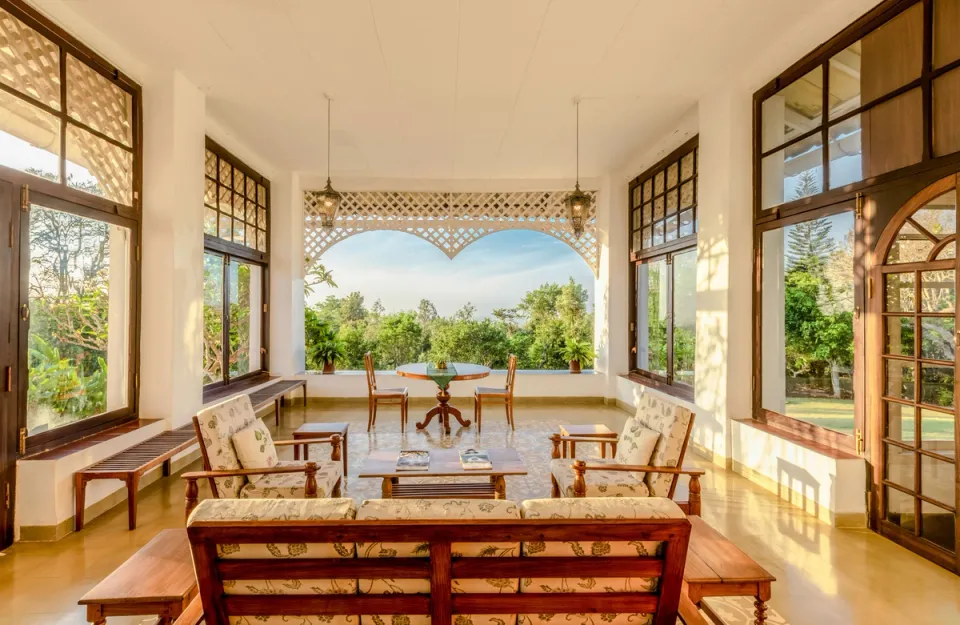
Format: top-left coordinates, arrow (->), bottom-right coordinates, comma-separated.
784,397 -> 955,440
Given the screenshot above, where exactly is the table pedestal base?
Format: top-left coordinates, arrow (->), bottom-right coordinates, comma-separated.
417,387 -> 471,434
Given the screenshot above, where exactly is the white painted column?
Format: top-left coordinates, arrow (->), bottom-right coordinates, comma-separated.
268,172 -> 306,375
105,225 -> 130,412
693,84 -> 754,464
139,69 -> 205,428
594,174 -> 627,399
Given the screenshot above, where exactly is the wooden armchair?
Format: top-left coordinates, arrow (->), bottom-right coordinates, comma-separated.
549,393 -> 704,515
474,353 -> 517,432
365,351 -> 409,432
183,394 -> 343,520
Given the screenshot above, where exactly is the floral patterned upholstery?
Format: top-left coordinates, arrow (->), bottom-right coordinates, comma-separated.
187,498 -> 359,625
518,497 -> 686,625
196,395 -> 342,499
550,458 -> 651,498
634,394 -> 693,497
356,498 -> 521,625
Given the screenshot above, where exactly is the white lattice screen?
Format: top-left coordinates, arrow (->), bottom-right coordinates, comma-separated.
303,190 -> 599,275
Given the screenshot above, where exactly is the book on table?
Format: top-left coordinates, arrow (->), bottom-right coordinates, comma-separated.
459,448 -> 493,470
396,450 -> 430,471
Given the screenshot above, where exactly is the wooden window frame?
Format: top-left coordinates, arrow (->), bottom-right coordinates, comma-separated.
0,0 -> 143,456
202,139 -> 270,400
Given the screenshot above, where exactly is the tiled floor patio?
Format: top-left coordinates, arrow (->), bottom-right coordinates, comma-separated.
0,401 -> 958,625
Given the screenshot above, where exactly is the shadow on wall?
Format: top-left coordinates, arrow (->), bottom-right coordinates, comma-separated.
777,456 -> 821,521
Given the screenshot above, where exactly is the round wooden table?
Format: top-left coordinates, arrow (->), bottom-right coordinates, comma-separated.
396,363 -> 490,434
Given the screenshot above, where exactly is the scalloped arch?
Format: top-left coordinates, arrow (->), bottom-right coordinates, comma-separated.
304,190 -> 599,275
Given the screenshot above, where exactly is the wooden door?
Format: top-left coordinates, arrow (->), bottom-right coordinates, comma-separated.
0,180 -> 19,550
871,174 -> 959,573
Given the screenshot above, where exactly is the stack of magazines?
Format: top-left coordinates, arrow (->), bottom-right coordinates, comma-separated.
459,448 -> 492,470
396,450 -> 430,471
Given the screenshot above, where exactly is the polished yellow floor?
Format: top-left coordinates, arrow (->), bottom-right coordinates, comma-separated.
0,401 -> 958,625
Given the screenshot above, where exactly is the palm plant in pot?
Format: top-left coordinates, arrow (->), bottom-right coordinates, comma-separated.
561,338 -> 595,374
310,325 -> 345,374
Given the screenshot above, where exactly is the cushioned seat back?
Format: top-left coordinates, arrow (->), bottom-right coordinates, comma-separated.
634,394 -> 694,497
519,497 -> 688,625
187,498 -> 359,625
195,394 -> 260,497
356,499 -> 522,625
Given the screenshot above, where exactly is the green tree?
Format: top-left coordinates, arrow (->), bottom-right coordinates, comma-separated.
786,218 -> 835,273
417,299 -> 438,327
430,318 -> 509,367
339,292 -> 367,324
304,262 -> 337,296
375,312 -> 423,367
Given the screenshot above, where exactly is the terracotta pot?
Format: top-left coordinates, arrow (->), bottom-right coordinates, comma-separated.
322,360 -> 336,374
569,359 -> 582,374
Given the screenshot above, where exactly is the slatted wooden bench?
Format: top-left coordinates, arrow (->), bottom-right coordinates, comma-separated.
75,425 -> 196,531
249,378 -> 308,425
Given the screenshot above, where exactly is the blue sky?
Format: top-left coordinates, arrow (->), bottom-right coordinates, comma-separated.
306,229 -> 596,318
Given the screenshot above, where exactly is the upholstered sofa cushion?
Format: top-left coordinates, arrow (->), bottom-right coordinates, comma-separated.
519,497 -> 686,625
550,457 -> 651,498
194,394 -> 260,498
188,498 -> 358,614
635,393 -> 693,497
614,420 -> 660,479
237,459 -> 342,499
356,498 -> 521,625
231,418 -> 279,481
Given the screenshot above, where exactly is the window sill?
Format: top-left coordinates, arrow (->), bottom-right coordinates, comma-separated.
734,418 -> 859,460
22,418 -> 163,461
202,372 -> 275,404
619,372 -> 694,402
305,369 -> 598,376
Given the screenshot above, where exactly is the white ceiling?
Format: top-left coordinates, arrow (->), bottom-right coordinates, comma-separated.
36,0 -> 871,180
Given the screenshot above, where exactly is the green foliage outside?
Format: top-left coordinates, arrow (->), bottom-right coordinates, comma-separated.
304,270 -> 595,371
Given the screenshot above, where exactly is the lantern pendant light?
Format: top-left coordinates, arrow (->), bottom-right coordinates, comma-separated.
564,99 -> 591,239
317,96 -> 342,230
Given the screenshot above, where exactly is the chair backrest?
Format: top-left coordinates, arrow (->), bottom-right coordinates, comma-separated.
505,353 -> 518,394
363,351 -> 377,392
186,497 -> 691,625
193,394 -> 260,498
631,393 -> 695,497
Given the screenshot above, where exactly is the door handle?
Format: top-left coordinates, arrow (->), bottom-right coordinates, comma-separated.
4,366 -> 10,392
20,304 -> 29,321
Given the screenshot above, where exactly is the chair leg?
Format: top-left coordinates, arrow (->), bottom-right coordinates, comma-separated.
475,395 -> 482,433
400,399 -> 405,434
126,473 -> 141,530
74,474 -> 87,531
367,398 -> 375,432
506,399 -> 514,431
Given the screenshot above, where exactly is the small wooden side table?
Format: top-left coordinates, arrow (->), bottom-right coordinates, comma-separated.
559,424 -> 619,458
293,422 -> 350,475
79,529 -> 196,624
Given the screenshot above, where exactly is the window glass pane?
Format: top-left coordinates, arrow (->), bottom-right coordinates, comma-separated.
885,485 -> 916,530
887,222 -> 934,264
636,259 -> 667,376
218,213 -> 231,240
228,260 -> 262,378
885,272 -> 916,312
913,191 -> 957,237
632,186 -> 642,208
933,66 -> 960,157
885,316 -> 915,357
673,249 -> 696,385
920,407 -> 955,456
761,213 -> 855,434
0,8 -> 61,110
761,67 -> 823,152
0,87 -> 60,181
828,115 -> 862,189
665,214 -> 678,243
26,204 -> 129,434
652,221 -> 664,246
205,149 -> 217,178
203,253 -> 224,385
920,455 -> 956,508
934,0 -> 960,69
921,269 -> 955,313
65,55 -> 132,147
920,364 -> 954,408
679,210 -> 694,238
860,88 -> 923,179
885,444 -> 916,491
204,178 -> 216,208
761,134 -> 823,210
887,359 -> 916,401
204,208 -> 217,236
65,123 -> 133,205
921,317 -> 955,361
886,401 -> 915,445
921,501 -> 956,552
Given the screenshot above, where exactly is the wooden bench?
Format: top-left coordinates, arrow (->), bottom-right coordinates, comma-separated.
75,425 -> 196,531
249,378 -> 307,425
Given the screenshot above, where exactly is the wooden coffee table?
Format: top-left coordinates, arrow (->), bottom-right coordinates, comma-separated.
79,529 -> 197,624
559,424 -> 619,458
358,447 -> 527,499
684,516 -> 776,625
292,422 -> 349,475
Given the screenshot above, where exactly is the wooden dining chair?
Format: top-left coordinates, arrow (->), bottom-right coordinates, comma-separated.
364,352 -> 409,432
474,354 -> 517,433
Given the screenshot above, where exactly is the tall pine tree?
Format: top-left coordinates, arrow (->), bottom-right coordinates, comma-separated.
786,218 -> 835,273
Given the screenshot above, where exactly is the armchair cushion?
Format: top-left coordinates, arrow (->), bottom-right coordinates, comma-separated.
231,419 -> 279,482
238,460 -> 342,499
634,394 -> 694,497
614,420 -> 660,479
195,394 -> 260,498
356,498 -> 521,625
550,457 -> 650,498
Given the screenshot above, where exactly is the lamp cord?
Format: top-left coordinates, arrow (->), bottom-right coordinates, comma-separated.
575,100 -> 579,184
327,98 -> 331,183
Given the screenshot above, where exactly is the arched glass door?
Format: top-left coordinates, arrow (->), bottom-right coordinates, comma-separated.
875,175 -> 958,572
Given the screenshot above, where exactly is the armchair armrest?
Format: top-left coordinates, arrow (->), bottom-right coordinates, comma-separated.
678,592 -> 709,625
182,461 -> 319,521
274,434 -> 342,461
172,595 -> 203,625
569,459 -> 704,516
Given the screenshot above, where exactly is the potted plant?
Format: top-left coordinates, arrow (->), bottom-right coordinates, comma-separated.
562,338 -> 595,374
310,326 -> 345,374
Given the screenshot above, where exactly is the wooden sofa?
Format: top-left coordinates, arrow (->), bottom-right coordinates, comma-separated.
174,497 -> 708,625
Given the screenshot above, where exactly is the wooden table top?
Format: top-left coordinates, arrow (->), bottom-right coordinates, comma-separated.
560,424 -> 619,438
293,422 -> 350,435
684,516 -> 776,584
358,448 -> 527,478
396,362 -> 491,381
79,529 -> 196,605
